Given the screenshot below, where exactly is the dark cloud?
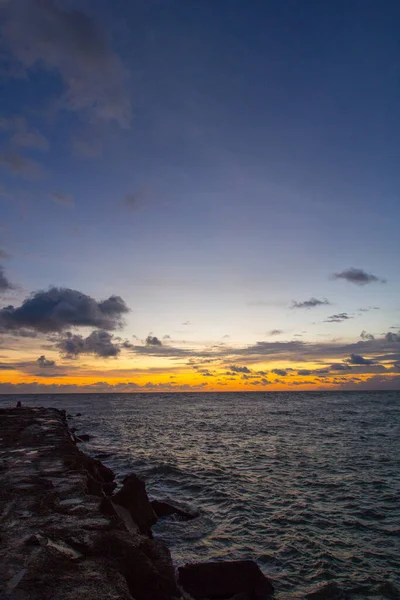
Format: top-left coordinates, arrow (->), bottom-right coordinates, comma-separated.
348,353 -> 374,365
37,355 -> 56,367
385,332 -> 400,343
269,329 -> 283,335
330,363 -> 351,371
1,0 -> 131,126
0,363 -> 15,370
297,369 -> 312,376
146,335 -> 162,347
0,287 -> 129,333
50,191 -> 74,207
324,313 -> 352,323
291,298 -> 330,309
0,265 -> 13,293
360,330 -> 375,341
332,268 -> 386,286
58,330 -> 120,358
0,151 -> 45,179
272,368 -> 288,376
227,364 -> 251,373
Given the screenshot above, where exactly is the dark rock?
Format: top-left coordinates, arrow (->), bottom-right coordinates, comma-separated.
103,481 -> 117,496
75,413 -> 82,416
82,455 -> 115,483
178,560 -> 274,600
77,433 -> 90,442
92,530 -> 180,600
151,499 -> 198,521
112,474 -> 157,535
16,401 -> 22,408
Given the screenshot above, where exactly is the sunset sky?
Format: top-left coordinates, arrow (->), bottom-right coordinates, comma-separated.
0,0 -> 399,393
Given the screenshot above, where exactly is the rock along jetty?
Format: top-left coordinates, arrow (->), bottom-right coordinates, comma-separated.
0,406 -> 274,600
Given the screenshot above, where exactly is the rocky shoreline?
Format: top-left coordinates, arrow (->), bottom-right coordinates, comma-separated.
0,406 -> 274,599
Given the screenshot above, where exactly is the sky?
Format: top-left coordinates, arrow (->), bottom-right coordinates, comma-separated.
0,0 -> 399,393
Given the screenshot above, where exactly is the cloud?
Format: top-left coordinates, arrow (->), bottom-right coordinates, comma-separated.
348,353 -> 374,365
269,329 -> 283,336
385,332 -> 400,343
330,363 -> 351,371
271,368 -> 288,377
297,369 -> 312,375
37,354 -> 56,367
50,191 -> 74,207
146,335 -> 162,347
0,265 -> 13,293
0,287 -> 129,333
332,268 -> 386,286
124,193 -> 138,209
1,0 -> 131,126
227,364 -> 251,373
0,249 -> 11,260
0,363 -> 16,370
72,137 -> 102,158
58,329 -> 120,358
360,330 -> 375,341
0,116 -> 49,149
324,313 -> 352,323
291,298 -> 330,309
0,151 -> 45,179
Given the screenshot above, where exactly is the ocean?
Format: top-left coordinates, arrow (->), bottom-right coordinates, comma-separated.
1,391 -> 399,599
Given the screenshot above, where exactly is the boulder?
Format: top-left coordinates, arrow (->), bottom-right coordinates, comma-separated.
92,530 -> 180,600
112,474 -> 157,535
178,560 -> 274,600
151,499 -> 198,521
77,433 -> 90,442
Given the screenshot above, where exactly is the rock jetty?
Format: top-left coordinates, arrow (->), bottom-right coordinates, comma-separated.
0,406 -> 274,599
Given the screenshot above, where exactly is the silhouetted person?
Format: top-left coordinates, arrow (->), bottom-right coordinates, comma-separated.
16,400 -> 22,408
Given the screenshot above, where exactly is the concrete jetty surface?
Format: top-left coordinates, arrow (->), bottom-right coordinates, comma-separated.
0,407 -> 180,600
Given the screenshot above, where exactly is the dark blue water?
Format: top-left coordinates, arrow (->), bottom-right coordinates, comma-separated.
1,391 -> 399,599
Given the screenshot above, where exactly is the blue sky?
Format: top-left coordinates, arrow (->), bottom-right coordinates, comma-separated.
0,0 -> 399,392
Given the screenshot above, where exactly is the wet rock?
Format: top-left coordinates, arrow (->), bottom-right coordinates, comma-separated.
112,475 -> 157,536
77,434 -> 90,442
151,499 -> 198,521
75,413 -> 82,417
178,560 -> 274,600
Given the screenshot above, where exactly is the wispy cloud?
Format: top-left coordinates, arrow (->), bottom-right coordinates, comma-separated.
1,0 -> 131,126
0,116 -> 49,150
0,151 -> 45,179
291,298 -> 330,309
50,191 -> 74,207
324,313 -> 352,323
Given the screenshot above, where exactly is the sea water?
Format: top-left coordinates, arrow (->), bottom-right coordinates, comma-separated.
1,391 -> 399,599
